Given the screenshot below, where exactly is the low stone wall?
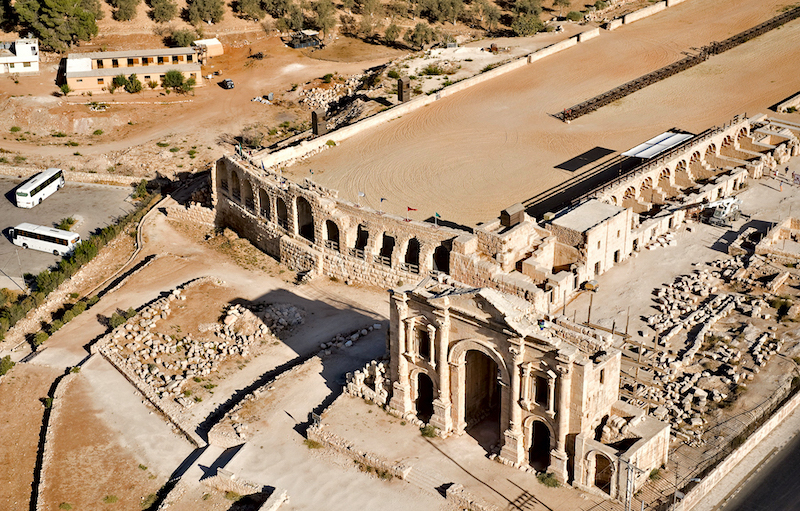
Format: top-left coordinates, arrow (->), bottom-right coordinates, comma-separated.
777,92 -> 800,113
683,384 -> 800,511
623,1 -> 667,24
578,28 -> 601,42
445,484 -> 498,511
201,471 -> 263,496
254,32 -> 591,171
606,18 -> 623,30
35,372 -> 78,511
164,202 -> 215,226
0,163 -> 139,187
306,425 -> 411,480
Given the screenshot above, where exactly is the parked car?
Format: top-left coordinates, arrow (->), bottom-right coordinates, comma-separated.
222,79 -> 235,89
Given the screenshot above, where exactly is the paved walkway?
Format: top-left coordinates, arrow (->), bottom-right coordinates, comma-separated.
689,405 -> 800,511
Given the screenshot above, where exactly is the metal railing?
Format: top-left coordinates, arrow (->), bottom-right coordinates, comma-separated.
324,239 -> 340,251
401,262 -> 420,274
350,248 -> 366,260
374,254 -> 392,267
557,6 -> 800,122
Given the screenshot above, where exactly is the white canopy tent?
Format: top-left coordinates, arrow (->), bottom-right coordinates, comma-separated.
622,131 -> 694,159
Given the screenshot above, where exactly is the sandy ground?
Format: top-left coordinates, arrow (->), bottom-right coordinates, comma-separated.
323,394 -> 619,511
41,374 -> 165,510
0,363 -> 62,510
290,0 -> 800,226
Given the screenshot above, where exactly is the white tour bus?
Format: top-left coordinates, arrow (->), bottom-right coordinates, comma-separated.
15,168 -> 65,208
9,223 -> 81,256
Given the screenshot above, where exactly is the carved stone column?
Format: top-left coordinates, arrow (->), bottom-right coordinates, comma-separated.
500,339 -> 526,465
389,294 -> 412,415
430,310 -> 452,433
550,363 -> 572,483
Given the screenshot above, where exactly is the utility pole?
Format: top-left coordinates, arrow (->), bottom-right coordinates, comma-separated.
619,457 -> 644,511
588,292 -> 594,324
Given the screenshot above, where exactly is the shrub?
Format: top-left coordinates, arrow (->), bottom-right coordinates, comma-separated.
224,491 -> 242,501
72,301 -> 87,315
566,10 -> 583,21
322,73 -> 334,83
49,319 -> 64,333
326,140 -> 336,147
387,69 -> 400,79
169,147 -> 180,152
60,84 -> 72,95
420,424 -> 437,437
70,366 -> 81,373
62,309 -> 75,323
150,0 -> 178,22
58,504 -> 72,510
87,295 -> 100,306
133,179 -> 149,199
112,74 -> 129,88
170,29 -> 197,47
649,468 -> 661,481
125,74 -> 143,93
421,64 -> 444,76
33,331 -> 49,346
0,355 -> 15,376
125,307 -> 137,319
594,0 -> 608,9
57,217 -> 76,231
537,472 -> 559,487
10,126 -> 21,132
304,438 -> 323,449
109,312 -> 126,328
102,495 -> 118,504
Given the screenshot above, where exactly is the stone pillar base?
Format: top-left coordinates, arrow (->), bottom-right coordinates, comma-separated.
499,429 -> 525,466
389,381 -> 412,415
430,399 -> 452,433
549,449 -> 569,483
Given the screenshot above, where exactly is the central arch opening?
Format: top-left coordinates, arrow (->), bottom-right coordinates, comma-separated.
325,220 -> 340,251
595,453 -> 613,495
416,372 -> 434,423
465,350 -> 501,448
529,421 -> 550,472
296,197 -> 315,242
433,244 -> 450,273
276,197 -> 288,229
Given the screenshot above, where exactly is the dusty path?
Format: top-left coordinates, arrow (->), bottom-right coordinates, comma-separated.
293,0 -> 800,226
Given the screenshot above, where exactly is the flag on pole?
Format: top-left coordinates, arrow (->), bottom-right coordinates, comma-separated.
380,198 -> 387,203
407,207 -> 417,211
405,206 -> 416,222
434,212 -> 441,226
261,161 -> 265,170
310,169 -> 314,175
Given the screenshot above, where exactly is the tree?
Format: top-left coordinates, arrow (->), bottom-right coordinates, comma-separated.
235,0 -> 264,20
566,10 -> 582,21
553,0 -> 569,16
171,28 -> 197,46
359,0 -> 382,37
511,12 -> 542,36
150,0 -> 177,22
161,70 -> 195,94
112,0 -> 139,21
125,73 -> 142,93
263,0 -> 291,17
14,0 -> 99,50
341,0 -> 354,14
384,22 -> 400,43
80,0 -> 104,20
387,0 -> 406,19
112,74 -> 129,88
0,355 -> 15,376
60,83 -> 71,95
314,0 -> 335,37
513,0 -> 540,16
403,22 -> 435,49
187,0 -> 224,24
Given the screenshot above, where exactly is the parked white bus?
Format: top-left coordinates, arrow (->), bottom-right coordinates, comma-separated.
15,168 -> 65,208
9,223 -> 80,256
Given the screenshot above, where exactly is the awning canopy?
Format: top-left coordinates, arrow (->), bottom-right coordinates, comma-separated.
622,131 -> 694,159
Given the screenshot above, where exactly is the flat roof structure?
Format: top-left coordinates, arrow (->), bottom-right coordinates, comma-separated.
67,47 -> 197,60
550,200 -> 625,233
66,62 -> 201,79
622,131 -> 695,159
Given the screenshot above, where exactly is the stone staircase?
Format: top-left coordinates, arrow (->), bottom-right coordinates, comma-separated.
404,466 -> 449,496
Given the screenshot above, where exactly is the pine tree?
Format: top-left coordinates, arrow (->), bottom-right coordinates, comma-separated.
187,0 -> 224,24
14,0 -> 99,50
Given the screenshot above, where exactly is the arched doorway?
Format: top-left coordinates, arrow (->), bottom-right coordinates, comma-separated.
465,350 -> 501,445
595,453 -> 613,495
529,421 -> 550,472
416,372 -> 435,423
378,234 -> 395,266
296,197 -> 315,242
243,181 -> 254,212
217,161 -> 228,192
405,238 -> 420,273
231,170 -> 241,201
325,220 -> 340,251
276,197 -> 288,229
259,189 -> 270,219
433,244 -> 450,273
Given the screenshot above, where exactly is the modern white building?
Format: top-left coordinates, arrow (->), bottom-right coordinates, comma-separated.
0,38 -> 40,74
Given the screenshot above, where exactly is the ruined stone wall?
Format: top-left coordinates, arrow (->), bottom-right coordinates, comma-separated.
213,156 -> 460,286
164,202 -> 215,226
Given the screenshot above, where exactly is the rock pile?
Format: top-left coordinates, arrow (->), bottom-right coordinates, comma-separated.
298,75 -> 363,111
318,323 -> 382,356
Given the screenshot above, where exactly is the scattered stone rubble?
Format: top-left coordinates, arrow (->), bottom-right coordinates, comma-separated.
317,323 -> 382,357
345,359 -> 390,406
633,254 -> 796,445
104,283 -> 304,408
298,75 -> 363,111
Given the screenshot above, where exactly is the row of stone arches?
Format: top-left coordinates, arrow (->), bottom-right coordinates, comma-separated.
218,163 -> 453,276
606,127 -> 753,209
